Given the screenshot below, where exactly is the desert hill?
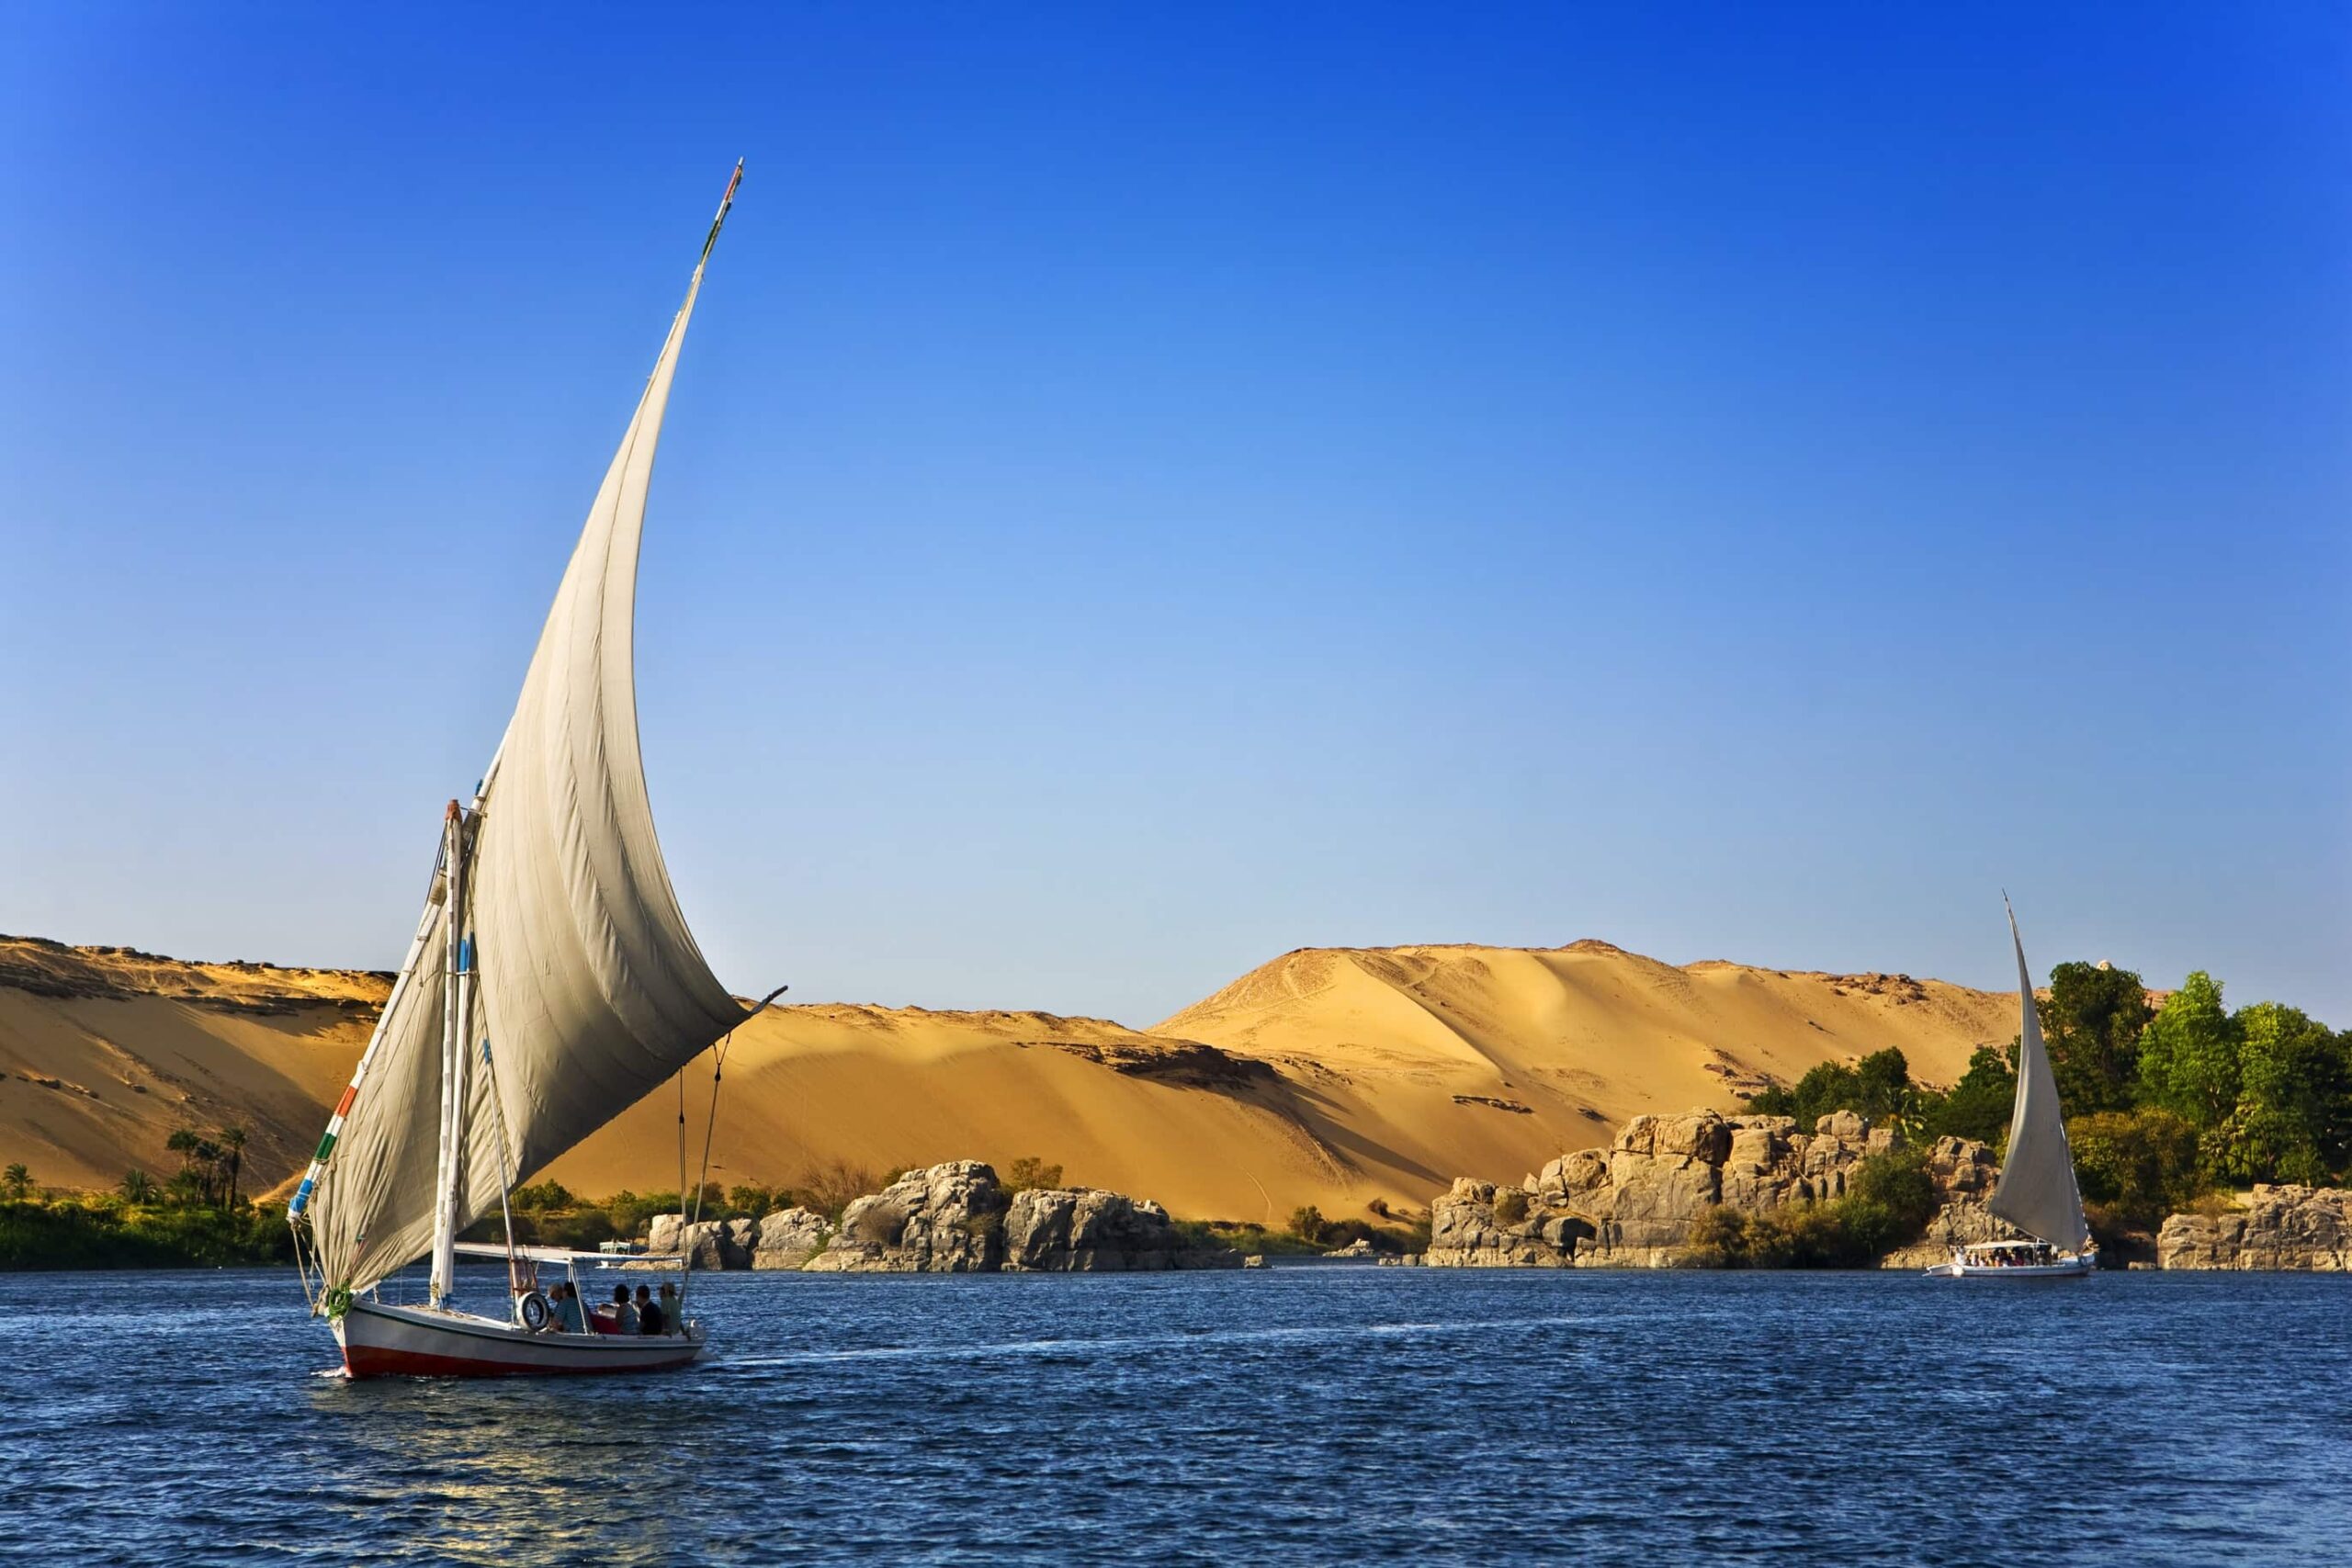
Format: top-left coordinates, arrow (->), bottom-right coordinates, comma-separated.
0,933 -> 2022,1222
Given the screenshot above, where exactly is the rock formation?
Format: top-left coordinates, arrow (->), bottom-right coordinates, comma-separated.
752,1206 -> 828,1269
2157,1186 -> 2351,1271
804,1161 -> 1010,1273
1003,1186 -> 1241,1270
641,1164 -> 1246,1273
1425,1109 -> 2000,1269
645,1213 -> 748,1270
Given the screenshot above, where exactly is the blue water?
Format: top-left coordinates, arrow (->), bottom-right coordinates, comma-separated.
6,1267 -> 2347,1564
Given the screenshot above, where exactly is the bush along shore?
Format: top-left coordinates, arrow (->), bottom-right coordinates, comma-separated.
0,1134 -> 297,1269
0,1196 -> 294,1269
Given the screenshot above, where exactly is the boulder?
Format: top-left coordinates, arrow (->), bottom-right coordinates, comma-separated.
1002,1187 -> 1243,1271
752,1206 -> 828,1269
803,1161 -> 1009,1273
1423,1177 -> 1600,1269
1652,1111 -> 1733,1165
646,1213 -> 729,1269
2158,1186 -> 2352,1271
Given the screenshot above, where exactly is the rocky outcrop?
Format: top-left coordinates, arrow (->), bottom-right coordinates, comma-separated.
804,1161 -> 1010,1273
2157,1186 -> 2352,1271
1002,1187 -> 1242,1270
1426,1110 -> 1999,1269
639,1164 -> 1241,1273
645,1213 -> 739,1270
752,1206 -> 828,1269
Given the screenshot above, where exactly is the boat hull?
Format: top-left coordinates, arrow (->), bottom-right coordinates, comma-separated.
1923,1254 -> 2098,1280
332,1297 -> 705,1379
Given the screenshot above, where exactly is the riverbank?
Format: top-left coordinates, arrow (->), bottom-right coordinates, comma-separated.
0,1199 -> 294,1269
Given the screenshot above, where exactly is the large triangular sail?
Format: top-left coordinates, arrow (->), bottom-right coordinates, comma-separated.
1986,903 -> 2091,1252
296,167 -> 750,1296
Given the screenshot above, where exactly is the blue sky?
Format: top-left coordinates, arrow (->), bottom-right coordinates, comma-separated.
3,4 -> 2346,1027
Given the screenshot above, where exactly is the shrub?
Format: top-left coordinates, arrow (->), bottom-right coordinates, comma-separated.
1491,1190 -> 1530,1226
2069,1107 -> 2202,1228
1679,1151 -> 1935,1269
1003,1157 -> 1064,1193
511,1180 -> 576,1213
798,1160 -> 886,1224
726,1183 -> 779,1217
1288,1205 -> 1328,1246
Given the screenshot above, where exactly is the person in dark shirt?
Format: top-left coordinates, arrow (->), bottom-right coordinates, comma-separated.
634,1283 -> 664,1336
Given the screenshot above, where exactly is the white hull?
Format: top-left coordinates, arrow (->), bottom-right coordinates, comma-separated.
1924,1253 -> 2097,1280
332,1296 -> 705,1379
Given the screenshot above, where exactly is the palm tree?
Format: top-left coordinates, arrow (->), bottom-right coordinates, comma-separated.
218,1125 -> 248,1208
2,1163 -> 29,1201
193,1139 -> 224,1208
119,1168 -> 156,1203
165,1130 -> 205,1208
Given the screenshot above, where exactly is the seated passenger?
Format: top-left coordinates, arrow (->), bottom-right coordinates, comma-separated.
658,1281 -> 683,1334
635,1283 -> 664,1337
610,1282 -> 639,1334
554,1281 -> 585,1334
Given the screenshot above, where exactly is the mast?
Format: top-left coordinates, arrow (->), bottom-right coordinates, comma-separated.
428,800 -> 478,1305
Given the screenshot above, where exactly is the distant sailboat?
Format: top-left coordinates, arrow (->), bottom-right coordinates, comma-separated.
288,164 -> 759,1374
1928,900 -> 2098,1279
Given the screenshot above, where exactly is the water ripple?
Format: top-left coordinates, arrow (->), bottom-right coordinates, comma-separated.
5,1269 -> 2346,1564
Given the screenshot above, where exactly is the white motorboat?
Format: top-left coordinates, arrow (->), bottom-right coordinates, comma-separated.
1927,900 -> 2098,1280
288,164 -> 764,1377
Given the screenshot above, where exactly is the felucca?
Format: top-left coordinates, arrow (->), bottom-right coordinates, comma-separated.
1927,901 -> 2098,1279
288,164 -> 764,1375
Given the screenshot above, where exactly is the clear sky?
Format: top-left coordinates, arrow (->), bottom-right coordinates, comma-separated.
3,4 -> 2346,1027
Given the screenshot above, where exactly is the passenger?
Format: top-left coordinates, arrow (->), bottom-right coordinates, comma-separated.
658,1281 -> 683,1335
635,1284 -> 664,1337
610,1282 -> 639,1334
554,1281 -> 585,1335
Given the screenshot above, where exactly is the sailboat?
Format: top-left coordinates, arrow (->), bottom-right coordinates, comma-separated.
287,164 -> 761,1375
1927,900 -> 2098,1279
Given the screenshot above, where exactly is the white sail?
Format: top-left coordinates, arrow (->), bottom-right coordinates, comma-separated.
303,174 -> 748,1294
1986,905 -> 2091,1252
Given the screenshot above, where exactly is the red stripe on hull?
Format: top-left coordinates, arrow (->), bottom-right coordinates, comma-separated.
342,1341 -> 698,1379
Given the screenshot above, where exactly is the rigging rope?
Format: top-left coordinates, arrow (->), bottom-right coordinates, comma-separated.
676,984 -> 786,1317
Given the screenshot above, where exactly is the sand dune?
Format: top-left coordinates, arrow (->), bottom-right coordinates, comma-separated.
0,934 -> 2021,1223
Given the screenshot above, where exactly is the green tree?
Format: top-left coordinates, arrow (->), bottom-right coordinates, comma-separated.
2,1163 -> 29,1201
119,1168 -> 157,1203
1746,1047 -> 1917,1129
2222,1003 -> 2352,1186
193,1139 -> 225,1208
218,1126 -> 247,1208
1288,1205 -> 1328,1246
2037,961 -> 2152,1114
725,1182 -> 776,1216
2068,1108 -> 2200,1227
512,1180 -> 577,1212
2136,973 -> 2240,1132
1917,1045 -> 2017,1146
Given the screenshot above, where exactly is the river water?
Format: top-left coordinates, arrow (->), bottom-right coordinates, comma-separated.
6,1266 -> 2346,1564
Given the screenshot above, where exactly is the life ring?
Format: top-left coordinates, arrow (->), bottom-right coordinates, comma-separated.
516,1290 -> 551,1331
